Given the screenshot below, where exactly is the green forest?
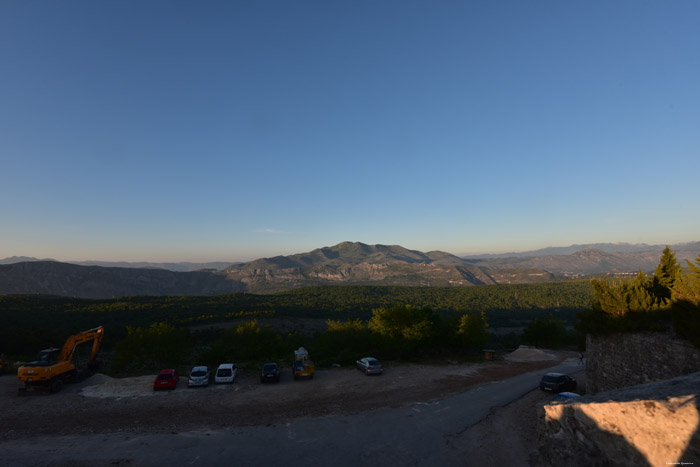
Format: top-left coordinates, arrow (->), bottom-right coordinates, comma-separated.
1,281 -> 591,370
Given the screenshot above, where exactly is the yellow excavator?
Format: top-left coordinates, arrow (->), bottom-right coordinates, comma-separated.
17,326 -> 104,395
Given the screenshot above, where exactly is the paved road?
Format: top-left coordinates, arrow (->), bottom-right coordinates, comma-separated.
2,360 -> 580,466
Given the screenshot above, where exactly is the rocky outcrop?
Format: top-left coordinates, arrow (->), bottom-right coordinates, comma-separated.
224,261 -> 498,293
532,372 -> 700,466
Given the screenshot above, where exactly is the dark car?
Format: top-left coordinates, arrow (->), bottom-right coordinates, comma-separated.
261,363 -> 280,383
539,373 -> 577,393
153,369 -> 179,390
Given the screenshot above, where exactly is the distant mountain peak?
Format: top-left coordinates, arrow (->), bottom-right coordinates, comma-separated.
221,242 -> 501,292
0,256 -> 57,264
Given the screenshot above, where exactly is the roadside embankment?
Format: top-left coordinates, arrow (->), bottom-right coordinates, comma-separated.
532,371 -> 700,466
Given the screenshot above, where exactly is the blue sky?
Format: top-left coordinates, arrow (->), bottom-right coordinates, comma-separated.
1,1 -> 699,262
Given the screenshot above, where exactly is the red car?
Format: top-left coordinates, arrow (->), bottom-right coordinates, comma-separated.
153,369 -> 179,390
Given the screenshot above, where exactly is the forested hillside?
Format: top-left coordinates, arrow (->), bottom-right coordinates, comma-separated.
0,281 -> 592,355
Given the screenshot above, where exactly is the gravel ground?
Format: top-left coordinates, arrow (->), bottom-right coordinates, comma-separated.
1,351 -> 581,465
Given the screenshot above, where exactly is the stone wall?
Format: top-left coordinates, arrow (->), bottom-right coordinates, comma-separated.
586,331 -> 700,394
532,372 -> 700,467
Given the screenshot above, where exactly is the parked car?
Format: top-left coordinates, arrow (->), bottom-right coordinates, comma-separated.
552,391 -> 581,402
188,366 -> 210,387
356,357 -> 383,375
153,369 -> 179,390
214,363 -> 237,384
539,373 -> 577,393
260,363 -> 281,383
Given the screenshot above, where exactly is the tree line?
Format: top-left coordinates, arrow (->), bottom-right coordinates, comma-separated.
577,247 -> 700,347
0,281 -> 592,356
109,304 -> 491,374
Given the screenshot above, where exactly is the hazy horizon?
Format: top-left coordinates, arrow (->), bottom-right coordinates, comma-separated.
3,237 -> 698,264
2,2 -> 699,264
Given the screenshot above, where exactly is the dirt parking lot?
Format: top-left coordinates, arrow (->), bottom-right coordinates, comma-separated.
0,350 -> 579,444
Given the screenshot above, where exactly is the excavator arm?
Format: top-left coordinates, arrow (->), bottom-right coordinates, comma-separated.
57,326 -> 104,365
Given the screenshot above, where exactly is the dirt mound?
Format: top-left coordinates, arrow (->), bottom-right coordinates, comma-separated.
85,373 -> 114,385
505,347 -> 556,362
81,375 -> 158,399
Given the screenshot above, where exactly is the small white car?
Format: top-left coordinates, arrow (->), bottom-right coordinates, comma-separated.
214,363 -> 237,384
356,357 -> 383,375
188,366 -> 210,387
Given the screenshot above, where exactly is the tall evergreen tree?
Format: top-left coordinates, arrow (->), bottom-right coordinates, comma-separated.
670,253 -> 700,348
653,246 -> 681,304
627,270 -> 657,311
673,253 -> 700,305
591,278 -> 630,317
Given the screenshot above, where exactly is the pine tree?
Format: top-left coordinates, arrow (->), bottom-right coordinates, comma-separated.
673,253 -> 700,305
627,270 -> 656,311
591,278 -> 629,317
671,253 -> 700,348
653,246 -> 681,304
590,271 -> 657,317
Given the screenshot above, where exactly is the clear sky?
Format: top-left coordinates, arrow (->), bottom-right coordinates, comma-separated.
1,1 -> 699,262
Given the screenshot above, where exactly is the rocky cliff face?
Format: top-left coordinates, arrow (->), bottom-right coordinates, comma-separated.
532,372 -> 700,466
223,262 -> 498,293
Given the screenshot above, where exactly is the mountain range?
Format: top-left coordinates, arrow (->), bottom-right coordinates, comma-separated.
461,241 -> 700,259
0,256 -> 236,272
1,241 -> 698,298
465,242 -> 700,275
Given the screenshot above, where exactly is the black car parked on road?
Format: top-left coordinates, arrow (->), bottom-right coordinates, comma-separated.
539,372 -> 577,393
261,363 -> 280,383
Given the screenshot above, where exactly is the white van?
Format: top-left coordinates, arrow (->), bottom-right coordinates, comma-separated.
214,363 -> 237,384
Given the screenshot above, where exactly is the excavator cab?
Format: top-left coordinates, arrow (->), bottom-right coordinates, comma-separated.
21,348 -> 60,368
34,349 -> 60,366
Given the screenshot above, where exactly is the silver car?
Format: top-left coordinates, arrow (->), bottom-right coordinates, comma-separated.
356,357 -> 383,375
188,366 -> 210,387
